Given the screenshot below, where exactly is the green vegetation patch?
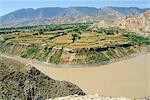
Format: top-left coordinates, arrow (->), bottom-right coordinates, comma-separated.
75,49 -> 109,64
124,32 -> 150,45
0,23 -> 149,65
49,47 -> 64,64
21,47 -> 38,58
94,27 -> 121,35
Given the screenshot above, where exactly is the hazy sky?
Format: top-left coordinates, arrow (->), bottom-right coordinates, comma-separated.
0,0 -> 150,16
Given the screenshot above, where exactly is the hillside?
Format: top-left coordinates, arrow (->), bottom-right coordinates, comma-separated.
116,10 -> 150,34
0,23 -> 149,65
0,56 -> 85,99
91,10 -> 150,34
0,7 -> 148,27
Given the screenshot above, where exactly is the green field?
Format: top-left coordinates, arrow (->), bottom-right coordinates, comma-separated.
0,23 -> 149,64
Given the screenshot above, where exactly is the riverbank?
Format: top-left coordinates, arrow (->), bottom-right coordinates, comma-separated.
0,46 -> 149,68
0,53 -> 149,98
48,94 -> 150,100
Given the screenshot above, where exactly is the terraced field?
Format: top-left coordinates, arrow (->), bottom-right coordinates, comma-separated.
0,23 -> 149,65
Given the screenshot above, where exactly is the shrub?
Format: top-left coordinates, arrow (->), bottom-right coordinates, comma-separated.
21,48 -> 38,58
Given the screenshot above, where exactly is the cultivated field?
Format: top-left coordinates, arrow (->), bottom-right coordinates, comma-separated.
0,23 -> 149,64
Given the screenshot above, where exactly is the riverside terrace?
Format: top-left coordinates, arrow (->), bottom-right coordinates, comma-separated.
0,23 -> 149,64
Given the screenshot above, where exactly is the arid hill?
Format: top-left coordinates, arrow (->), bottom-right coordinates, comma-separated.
0,7 -> 148,27
116,10 -> 150,34
91,10 -> 150,34
90,20 -> 114,29
0,56 -> 85,100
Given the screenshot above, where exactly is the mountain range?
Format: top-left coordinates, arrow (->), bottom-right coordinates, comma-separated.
91,10 -> 150,34
0,7 -> 149,27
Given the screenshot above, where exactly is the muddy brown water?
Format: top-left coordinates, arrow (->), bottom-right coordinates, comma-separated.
29,54 -> 150,98
1,53 -> 150,98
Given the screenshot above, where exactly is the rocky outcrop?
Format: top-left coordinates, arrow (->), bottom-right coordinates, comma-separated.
0,57 -> 85,100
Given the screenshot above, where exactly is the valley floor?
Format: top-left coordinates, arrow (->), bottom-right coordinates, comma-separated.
0,53 -> 150,98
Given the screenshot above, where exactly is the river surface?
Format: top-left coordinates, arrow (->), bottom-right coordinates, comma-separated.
1,53 -> 150,98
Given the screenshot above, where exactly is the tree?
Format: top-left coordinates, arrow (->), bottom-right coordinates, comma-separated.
72,34 -> 80,43
38,29 -> 43,35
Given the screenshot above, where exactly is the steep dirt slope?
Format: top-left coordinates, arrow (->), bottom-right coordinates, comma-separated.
91,10 -> 150,34
0,56 -> 85,100
116,10 -> 150,34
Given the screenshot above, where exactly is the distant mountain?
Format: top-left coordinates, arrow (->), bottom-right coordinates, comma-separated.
0,7 -> 149,27
90,10 -> 150,34
97,7 -> 147,20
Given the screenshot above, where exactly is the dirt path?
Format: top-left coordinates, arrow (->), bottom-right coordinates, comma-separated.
0,53 -> 149,98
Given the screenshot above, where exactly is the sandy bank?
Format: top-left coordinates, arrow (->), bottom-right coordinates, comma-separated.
48,94 -> 150,100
